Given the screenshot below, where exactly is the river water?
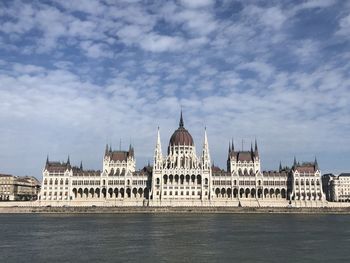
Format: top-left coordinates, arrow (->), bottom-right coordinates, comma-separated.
0,213 -> 349,262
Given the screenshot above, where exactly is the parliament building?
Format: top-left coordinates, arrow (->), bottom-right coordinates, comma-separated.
39,112 -> 326,207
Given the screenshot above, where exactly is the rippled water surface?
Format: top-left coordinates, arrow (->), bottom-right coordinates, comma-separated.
0,213 -> 350,262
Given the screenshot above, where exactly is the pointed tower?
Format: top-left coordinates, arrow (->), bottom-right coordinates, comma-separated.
314,156 -> 319,171
105,144 -> 109,155
202,127 -> 211,170
154,127 -> 163,170
67,155 -> 71,170
228,141 -> 231,157
80,161 -> 83,170
279,161 -> 282,172
45,155 -> 50,169
293,156 -> 297,169
179,110 -> 184,128
129,143 -> 134,158
254,139 -> 259,156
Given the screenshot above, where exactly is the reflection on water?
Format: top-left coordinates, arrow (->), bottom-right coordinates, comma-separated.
0,214 -> 349,262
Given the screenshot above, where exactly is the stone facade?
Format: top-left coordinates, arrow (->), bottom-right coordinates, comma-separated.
0,174 -> 40,201
39,112 -> 327,207
326,173 -> 350,202
290,159 -> 325,201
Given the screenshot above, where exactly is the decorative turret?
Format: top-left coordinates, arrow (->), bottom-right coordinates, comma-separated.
314,156 -> 318,170
228,142 -> 231,157
66,155 -> 71,170
179,110 -> 184,128
202,128 -> 211,170
80,161 -> 83,170
129,144 -> 134,158
279,161 -> 282,172
154,127 -> 163,170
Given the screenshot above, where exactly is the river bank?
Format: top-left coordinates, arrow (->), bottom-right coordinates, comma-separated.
1,206 -> 350,214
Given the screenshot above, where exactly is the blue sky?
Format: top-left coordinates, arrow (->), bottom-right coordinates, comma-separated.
0,0 -> 349,179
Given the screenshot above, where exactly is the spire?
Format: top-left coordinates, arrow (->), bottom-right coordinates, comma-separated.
279,161 -> 282,171
232,139 -> 234,151
179,110 -> 184,128
80,161 -> 83,170
202,128 -> 211,168
250,142 -> 253,152
293,156 -> 297,167
129,144 -> 134,157
314,156 -> 318,170
228,141 -> 231,153
45,155 -> 49,168
157,126 -> 161,147
67,155 -> 70,166
105,144 -> 109,155
255,138 -> 258,152
204,127 -> 208,146
155,127 -> 162,160
109,145 -> 112,152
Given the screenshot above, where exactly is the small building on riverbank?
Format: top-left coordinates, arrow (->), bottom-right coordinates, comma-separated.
0,174 -> 40,201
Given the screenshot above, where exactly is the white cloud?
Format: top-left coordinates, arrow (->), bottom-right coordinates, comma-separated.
80,41 -> 113,58
140,34 -> 185,52
180,0 -> 214,9
237,61 -> 275,81
336,14 -> 350,36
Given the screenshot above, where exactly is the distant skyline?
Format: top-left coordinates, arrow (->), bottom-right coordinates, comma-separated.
0,0 -> 349,179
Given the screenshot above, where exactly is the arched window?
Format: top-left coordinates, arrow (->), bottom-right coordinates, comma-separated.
205,178 -> 208,185
156,178 -> 160,185
49,179 -> 53,185
65,179 -> 69,185
44,179 -> 47,185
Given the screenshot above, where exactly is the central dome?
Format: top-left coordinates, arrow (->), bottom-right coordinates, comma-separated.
169,112 -> 194,146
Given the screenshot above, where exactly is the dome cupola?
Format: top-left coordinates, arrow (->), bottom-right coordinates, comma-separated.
169,111 -> 194,146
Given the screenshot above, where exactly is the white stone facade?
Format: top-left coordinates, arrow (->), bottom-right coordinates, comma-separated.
290,159 -> 325,201
330,174 -> 350,202
39,113 -> 326,207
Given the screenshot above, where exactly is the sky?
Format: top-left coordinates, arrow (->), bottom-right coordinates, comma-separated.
0,0 -> 349,179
